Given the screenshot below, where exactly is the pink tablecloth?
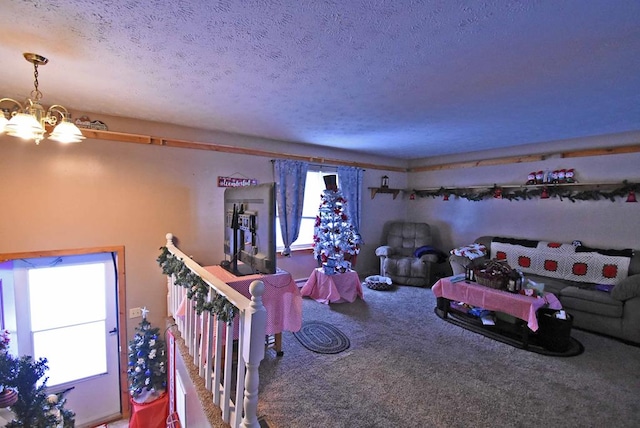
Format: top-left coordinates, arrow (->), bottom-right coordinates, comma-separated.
301,268 -> 364,304
432,277 -> 562,332
204,265 -> 303,334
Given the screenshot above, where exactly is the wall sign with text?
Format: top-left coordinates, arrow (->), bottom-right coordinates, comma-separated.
217,176 -> 258,187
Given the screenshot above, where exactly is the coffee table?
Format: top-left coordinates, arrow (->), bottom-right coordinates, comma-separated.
432,276 -> 562,349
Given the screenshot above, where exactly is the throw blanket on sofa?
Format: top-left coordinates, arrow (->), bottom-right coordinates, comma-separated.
491,238 -> 632,285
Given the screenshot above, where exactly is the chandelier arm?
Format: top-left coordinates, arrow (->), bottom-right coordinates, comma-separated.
46,104 -> 71,125
0,98 -> 24,112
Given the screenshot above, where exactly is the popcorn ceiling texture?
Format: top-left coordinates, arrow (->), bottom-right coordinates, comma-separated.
0,0 -> 639,159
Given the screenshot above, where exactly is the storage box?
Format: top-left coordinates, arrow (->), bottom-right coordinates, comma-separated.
537,308 -> 573,352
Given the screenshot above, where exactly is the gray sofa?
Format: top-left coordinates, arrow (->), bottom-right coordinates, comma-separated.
449,236 -> 640,345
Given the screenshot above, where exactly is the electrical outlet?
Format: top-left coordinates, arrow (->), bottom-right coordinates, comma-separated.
129,307 -> 142,318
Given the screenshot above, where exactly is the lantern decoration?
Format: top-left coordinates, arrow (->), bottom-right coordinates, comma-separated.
443,194 -> 449,201
381,175 -> 389,188
540,187 -> 550,199
627,191 -> 637,203
409,192 -> 415,200
494,187 -> 502,199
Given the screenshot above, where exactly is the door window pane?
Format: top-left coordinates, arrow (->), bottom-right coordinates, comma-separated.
28,264 -> 106,330
33,321 -> 107,386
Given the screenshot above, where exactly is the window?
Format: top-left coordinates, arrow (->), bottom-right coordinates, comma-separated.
275,170 -> 338,252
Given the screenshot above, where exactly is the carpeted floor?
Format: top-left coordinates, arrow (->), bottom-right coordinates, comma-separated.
256,284 -> 640,428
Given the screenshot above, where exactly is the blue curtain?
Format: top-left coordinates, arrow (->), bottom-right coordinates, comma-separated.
337,166 -> 364,244
274,160 -> 309,255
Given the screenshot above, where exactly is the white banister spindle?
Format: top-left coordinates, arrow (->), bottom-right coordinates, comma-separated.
241,280 -> 267,428
205,311 -> 214,390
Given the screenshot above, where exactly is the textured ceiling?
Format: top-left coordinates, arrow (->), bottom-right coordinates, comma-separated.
0,0 -> 639,160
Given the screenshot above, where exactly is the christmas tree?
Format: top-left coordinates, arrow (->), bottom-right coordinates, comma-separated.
312,179 -> 359,273
127,308 -> 167,403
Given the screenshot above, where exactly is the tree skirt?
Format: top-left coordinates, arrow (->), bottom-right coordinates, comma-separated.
293,321 -> 350,354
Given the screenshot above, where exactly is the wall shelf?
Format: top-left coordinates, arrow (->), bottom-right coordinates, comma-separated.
413,181 -> 639,202
369,187 -> 402,199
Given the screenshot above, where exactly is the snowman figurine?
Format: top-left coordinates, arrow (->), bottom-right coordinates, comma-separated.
565,169 -> 576,183
526,172 -> 536,185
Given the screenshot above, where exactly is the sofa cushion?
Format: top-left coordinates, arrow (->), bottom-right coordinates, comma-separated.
559,286 -> 623,318
611,274 -> 640,301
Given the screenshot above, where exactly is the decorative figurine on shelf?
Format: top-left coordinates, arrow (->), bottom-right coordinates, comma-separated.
381,175 -> 389,188
565,168 -> 576,183
526,172 -> 536,185
558,169 -> 566,183
535,171 -> 544,184
551,170 -> 559,183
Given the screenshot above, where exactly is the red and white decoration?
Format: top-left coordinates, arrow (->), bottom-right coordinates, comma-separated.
492,241 -> 631,285
450,243 -> 488,260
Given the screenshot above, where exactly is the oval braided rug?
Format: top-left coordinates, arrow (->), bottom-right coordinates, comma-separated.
293,320 -> 350,354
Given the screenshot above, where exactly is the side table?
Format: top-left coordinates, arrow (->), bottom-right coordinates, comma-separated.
301,268 -> 364,304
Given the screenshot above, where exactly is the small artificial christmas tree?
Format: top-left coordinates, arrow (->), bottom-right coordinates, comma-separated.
312,176 -> 360,273
127,308 -> 167,403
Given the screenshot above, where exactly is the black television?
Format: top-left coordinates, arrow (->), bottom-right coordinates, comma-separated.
222,182 -> 277,276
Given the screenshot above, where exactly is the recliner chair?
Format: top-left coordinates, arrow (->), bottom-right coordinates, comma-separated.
375,221 -> 439,287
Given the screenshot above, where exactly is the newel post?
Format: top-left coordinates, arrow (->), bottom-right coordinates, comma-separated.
241,280 -> 267,428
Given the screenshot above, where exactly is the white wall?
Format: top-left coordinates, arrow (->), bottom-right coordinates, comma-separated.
0,116 -> 403,333
408,131 -> 640,260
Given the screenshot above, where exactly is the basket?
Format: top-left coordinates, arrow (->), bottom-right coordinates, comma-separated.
473,259 -> 511,290
474,271 -> 508,290
365,275 -> 393,291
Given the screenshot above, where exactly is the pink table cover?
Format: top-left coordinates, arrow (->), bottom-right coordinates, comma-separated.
204,265 -> 303,334
432,277 -> 562,332
301,268 -> 364,304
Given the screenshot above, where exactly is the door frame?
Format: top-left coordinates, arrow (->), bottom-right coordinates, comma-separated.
0,245 -> 129,420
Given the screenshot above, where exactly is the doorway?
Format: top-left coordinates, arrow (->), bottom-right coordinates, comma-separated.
0,246 -> 128,426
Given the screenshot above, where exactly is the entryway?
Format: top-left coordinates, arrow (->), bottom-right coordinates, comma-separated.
0,246 -> 128,427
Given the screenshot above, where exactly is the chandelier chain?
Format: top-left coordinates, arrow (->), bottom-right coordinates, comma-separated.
31,62 -> 42,101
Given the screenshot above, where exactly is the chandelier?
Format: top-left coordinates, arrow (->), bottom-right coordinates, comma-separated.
0,53 -> 85,144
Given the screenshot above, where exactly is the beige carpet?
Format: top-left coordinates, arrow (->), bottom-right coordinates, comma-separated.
256,284 -> 640,427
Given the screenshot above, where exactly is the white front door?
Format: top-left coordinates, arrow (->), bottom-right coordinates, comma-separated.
10,252 -> 121,426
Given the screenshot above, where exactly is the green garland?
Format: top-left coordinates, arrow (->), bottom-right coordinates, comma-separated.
157,246 -> 237,324
414,181 -> 639,203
